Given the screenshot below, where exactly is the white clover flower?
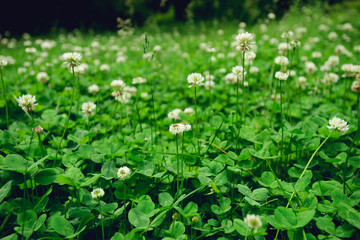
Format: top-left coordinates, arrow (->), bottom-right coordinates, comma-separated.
278,42 -> 291,54
327,117 -> 349,135
235,32 -> 255,51
0,59 -> 8,67
91,188 -> 105,199
290,40 -> 301,48
168,108 -> 182,120
184,107 -> 194,116
351,80 -> 360,92
224,73 -> 237,85
232,66 -> 246,78
180,123 -> 191,132
274,56 -> 289,66
245,51 -> 256,64
154,45 -> 162,52
204,80 -> 215,90
33,126 -> 44,134
169,123 -> 185,135
312,52 -> 322,58
187,73 -> 205,88
297,76 -> 307,89
62,52 -> 82,68
268,13 -> 276,19
16,94 -> 38,112
328,32 -> 338,41
114,91 -> 131,103
82,102 -> 96,116
132,77 -> 147,84
88,84 -> 100,94
244,214 -> 262,233
100,64 -> 110,72
111,79 -> 126,90
305,61 -> 318,74
25,47 -> 37,54
342,23 -> 353,31
117,166 -> 131,179
325,56 -> 339,68
250,66 -> 259,74
36,72 -> 49,83
322,73 -> 339,85
281,31 -> 294,39
206,47 -> 216,53
275,71 -> 289,80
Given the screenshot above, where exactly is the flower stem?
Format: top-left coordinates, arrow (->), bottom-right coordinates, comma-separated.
105,101 -> 119,134
241,51 -> 246,124
54,67 -> 76,167
194,87 -> 200,156
0,67 -> 9,128
99,199 -> 105,240
275,130 -> 333,239
176,134 -> 179,192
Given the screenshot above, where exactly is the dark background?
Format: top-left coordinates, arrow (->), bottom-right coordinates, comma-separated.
0,0 -> 345,36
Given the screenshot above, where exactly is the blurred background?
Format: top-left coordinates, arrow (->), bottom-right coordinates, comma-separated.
0,0 -> 357,35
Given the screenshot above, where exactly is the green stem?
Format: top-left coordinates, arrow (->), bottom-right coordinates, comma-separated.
181,132 -> 185,190
99,199 -> 105,240
176,134 -> 179,193
236,75 -> 240,153
54,67 -> 76,167
275,131 -> 334,239
0,67 -> 9,128
105,101 -> 119,134
194,87 -> 200,156
241,51 -> 246,125
280,80 -> 284,172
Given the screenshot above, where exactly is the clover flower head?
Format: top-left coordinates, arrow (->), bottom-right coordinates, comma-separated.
111,79 -> 126,90
91,188 -> 105,199
36,72 -> 49,83
235,32 -> 255,51
33,126 -> 44,134
0,59 -> 8,67
169,123 -> 185,135
82,102 -> 96,116
187,73 -> 205,88
327,117 -> 349,135
88,84 -> 100,94
117,166 -> 131,179
352,80 -> 360,92
244,214 -> 262,233
232,66 -> 246,77
274,56 -> 289,66
16,94 -> 38,112
62,52 -> 82,68
275,71 -> 289,80
168,108 -> 182,120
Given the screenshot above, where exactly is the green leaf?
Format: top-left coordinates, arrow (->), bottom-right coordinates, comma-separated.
336,202 -> 360,229
251,188 -> 269,201
335,224 -> 354,238
0,180 -> 12,203
295,172 -> 312,191
169,221 -> 185,238
101,161 -> 117,179
128,208 -> 150,228
259,172 -> 275,187
17,210 -> 37,228
275,207 -> 297,229
316,216 -> 335,235
51,216 -> 75,236
158,192 -> 173,207
80,174 -> 102,187
219,197 -> 231,213
5,154 -> 30,173
34,168 -> 57,185
349,156 -> 360,168
138,161 -> 155,177
138,200 -> 155,216
234,218 -> 248,236
295,210 -> 315,228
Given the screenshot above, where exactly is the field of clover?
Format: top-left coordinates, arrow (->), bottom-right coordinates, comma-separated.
1,6 -> 360,240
